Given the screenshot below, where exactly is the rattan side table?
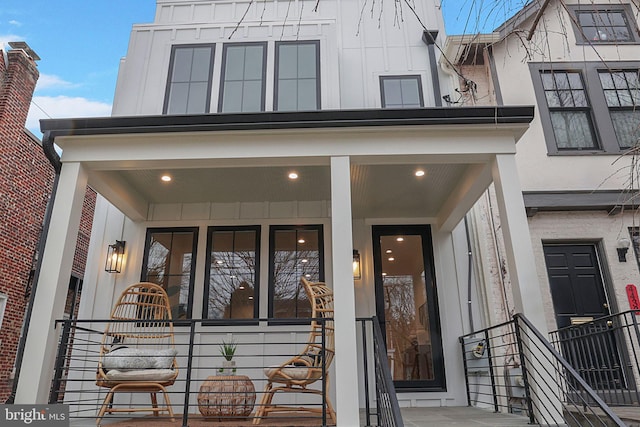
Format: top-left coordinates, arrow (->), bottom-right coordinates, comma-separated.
197,375 -> 256,419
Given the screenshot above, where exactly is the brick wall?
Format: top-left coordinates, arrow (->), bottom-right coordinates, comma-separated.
0,48 -> 97,402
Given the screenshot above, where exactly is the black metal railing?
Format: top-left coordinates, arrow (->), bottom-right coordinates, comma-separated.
50,318 -> 334,426
357,317 -> 404,427
550,310 -> 640,407
460,313 -> 626,426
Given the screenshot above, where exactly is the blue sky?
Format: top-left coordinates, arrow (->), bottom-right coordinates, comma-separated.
0,0 -> 523,136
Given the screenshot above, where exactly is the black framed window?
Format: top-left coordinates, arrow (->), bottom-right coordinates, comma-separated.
163,45 -> 215,114
204,226 -> 260,321
569,5 -> 639,44
380,75 -> 424,108
268,225 -> 324,319
540,70 -> 598,150
275,41 -> 320,111
531,62 -> 640,155
598,70 -> 640,149
141,227 -> 198,320
219,43 -> 267,113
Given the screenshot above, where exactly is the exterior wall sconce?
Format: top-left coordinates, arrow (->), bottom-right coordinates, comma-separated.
617,237 -> 631,262
105,240 -> 126,273
353,249 -> 361,280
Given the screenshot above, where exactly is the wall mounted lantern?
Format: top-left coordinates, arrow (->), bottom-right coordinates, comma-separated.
617,237 -> 631,262
105,240 -> 126,273
353,249 -> 361,280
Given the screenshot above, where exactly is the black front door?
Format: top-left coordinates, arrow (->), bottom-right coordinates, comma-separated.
372,225 -> 445,391
543,244 -> 610,328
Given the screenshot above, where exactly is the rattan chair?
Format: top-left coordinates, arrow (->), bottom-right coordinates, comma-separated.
253,278 -> 336,424
96,282 -> 178,426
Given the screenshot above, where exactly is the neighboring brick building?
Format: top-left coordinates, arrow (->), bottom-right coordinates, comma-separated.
0,44 -> 96,402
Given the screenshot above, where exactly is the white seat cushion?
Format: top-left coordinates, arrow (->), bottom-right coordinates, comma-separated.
103,347 -> 177,371
264,365 -> 311,380
105,368 -> 176,382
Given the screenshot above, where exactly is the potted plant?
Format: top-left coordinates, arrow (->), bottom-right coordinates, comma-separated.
218,339 -> 237,375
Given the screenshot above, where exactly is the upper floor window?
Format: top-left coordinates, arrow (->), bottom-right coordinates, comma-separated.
275,41 -> 320,111
540,70 -> 598,150
204,226 -> 260,321
531,62 -> 640,154
380,75 -> 424,108
219,43 -> 267,113
269,225 -> 324,319
570,5 -> 640,44
598,70 -> 640,148
141,227 -> 198,319
164,45 -> 215,114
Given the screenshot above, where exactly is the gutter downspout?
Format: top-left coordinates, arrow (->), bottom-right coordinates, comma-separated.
422,30 -> 443,107
6,131 -> 61,403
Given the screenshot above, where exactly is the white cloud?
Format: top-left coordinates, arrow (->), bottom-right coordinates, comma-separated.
0,33 -> 24,49
8,20 -> 22,27
27,96 -> 112,135
35,73 -> 78,91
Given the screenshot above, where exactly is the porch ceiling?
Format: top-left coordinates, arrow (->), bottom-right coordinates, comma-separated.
106,162 -> 468,219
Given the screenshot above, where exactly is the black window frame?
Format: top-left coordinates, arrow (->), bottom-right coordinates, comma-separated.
598,69 -> 640,149
530,61 -> 640,155
568,4 -> 640,45
380,75 -> 425,108
218,42 -> 268,113
268,224 -> 325,321
203,225 -> 261,324
274,40 -> 321,111
140,226 -> 199,321
163,44 -> 215,115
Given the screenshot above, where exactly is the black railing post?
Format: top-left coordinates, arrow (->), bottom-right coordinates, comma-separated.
630,312 -> 640,404
49,319 -> 71,404
182,320 -> 197,427
484,329 -> 499,412
459,336 -> 472,407
360,319 -> 373,426
513,316 -> 535,424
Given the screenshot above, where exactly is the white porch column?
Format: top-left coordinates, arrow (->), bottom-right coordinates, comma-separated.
490,154 -> 546,331
15,162 -> 88,403
330,156 -> 360,427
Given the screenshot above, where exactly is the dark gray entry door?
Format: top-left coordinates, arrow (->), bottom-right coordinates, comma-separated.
543,244 -> 610,329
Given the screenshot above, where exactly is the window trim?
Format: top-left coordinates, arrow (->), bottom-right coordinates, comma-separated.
218,42 -> 268,113
140,226 -> 199,321
274,40 -> 321,111
379,75 -> 425,108
203,225 -> 261,324
267,224 -> 325,321
163,44 -> 215,115
567,4 -> 640,45
530,61 -> 640,155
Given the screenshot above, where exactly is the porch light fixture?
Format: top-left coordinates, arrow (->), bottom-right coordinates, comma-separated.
353,250 -> 361,280
288,172 -> 298,180
617,237 -> 631,262
415,169 -> 425,177
105,240 -> 126,273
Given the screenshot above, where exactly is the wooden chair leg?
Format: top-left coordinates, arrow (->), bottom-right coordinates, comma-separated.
96,390 -> 115,426
161,386 -> 175,421
253,382 -> 274,425
151,392 -> 159,416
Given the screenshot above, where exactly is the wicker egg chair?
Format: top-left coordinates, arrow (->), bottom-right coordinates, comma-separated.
253,278 -> 336,424
95,282 -> 178,426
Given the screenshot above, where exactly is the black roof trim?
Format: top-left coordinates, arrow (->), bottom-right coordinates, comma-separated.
40,106 -> 534,137
523,190 -> 637,216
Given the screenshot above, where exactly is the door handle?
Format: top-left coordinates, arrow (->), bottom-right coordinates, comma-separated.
603,303 -> 609,309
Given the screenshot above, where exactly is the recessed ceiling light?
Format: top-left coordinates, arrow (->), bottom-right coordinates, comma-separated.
248,296 -> 254,300
216,260 -> 223,265
298,239 -> 305,244
305,274 -> 311,278
382,272 -> 387,276
385,249 -> 393,254
301,259 -> 308,263
396,237 -> 404,242
288,172 -> 299,180
388,257 -> 395,261
239,284 -> 245,290
415,169 -> 425,177
161,174 -> 172,182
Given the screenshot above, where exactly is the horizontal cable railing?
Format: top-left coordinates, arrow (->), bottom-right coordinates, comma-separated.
460,313 -> 626,426
549,310 -> 640,407
50,317 -> 334,427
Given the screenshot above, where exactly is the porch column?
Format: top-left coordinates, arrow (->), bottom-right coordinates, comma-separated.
330,156 -> 360,427
15,162 -> 88,403
490,154 -> 546,331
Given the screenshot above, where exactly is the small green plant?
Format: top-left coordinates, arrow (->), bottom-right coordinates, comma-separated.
219,339 -> 237,361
